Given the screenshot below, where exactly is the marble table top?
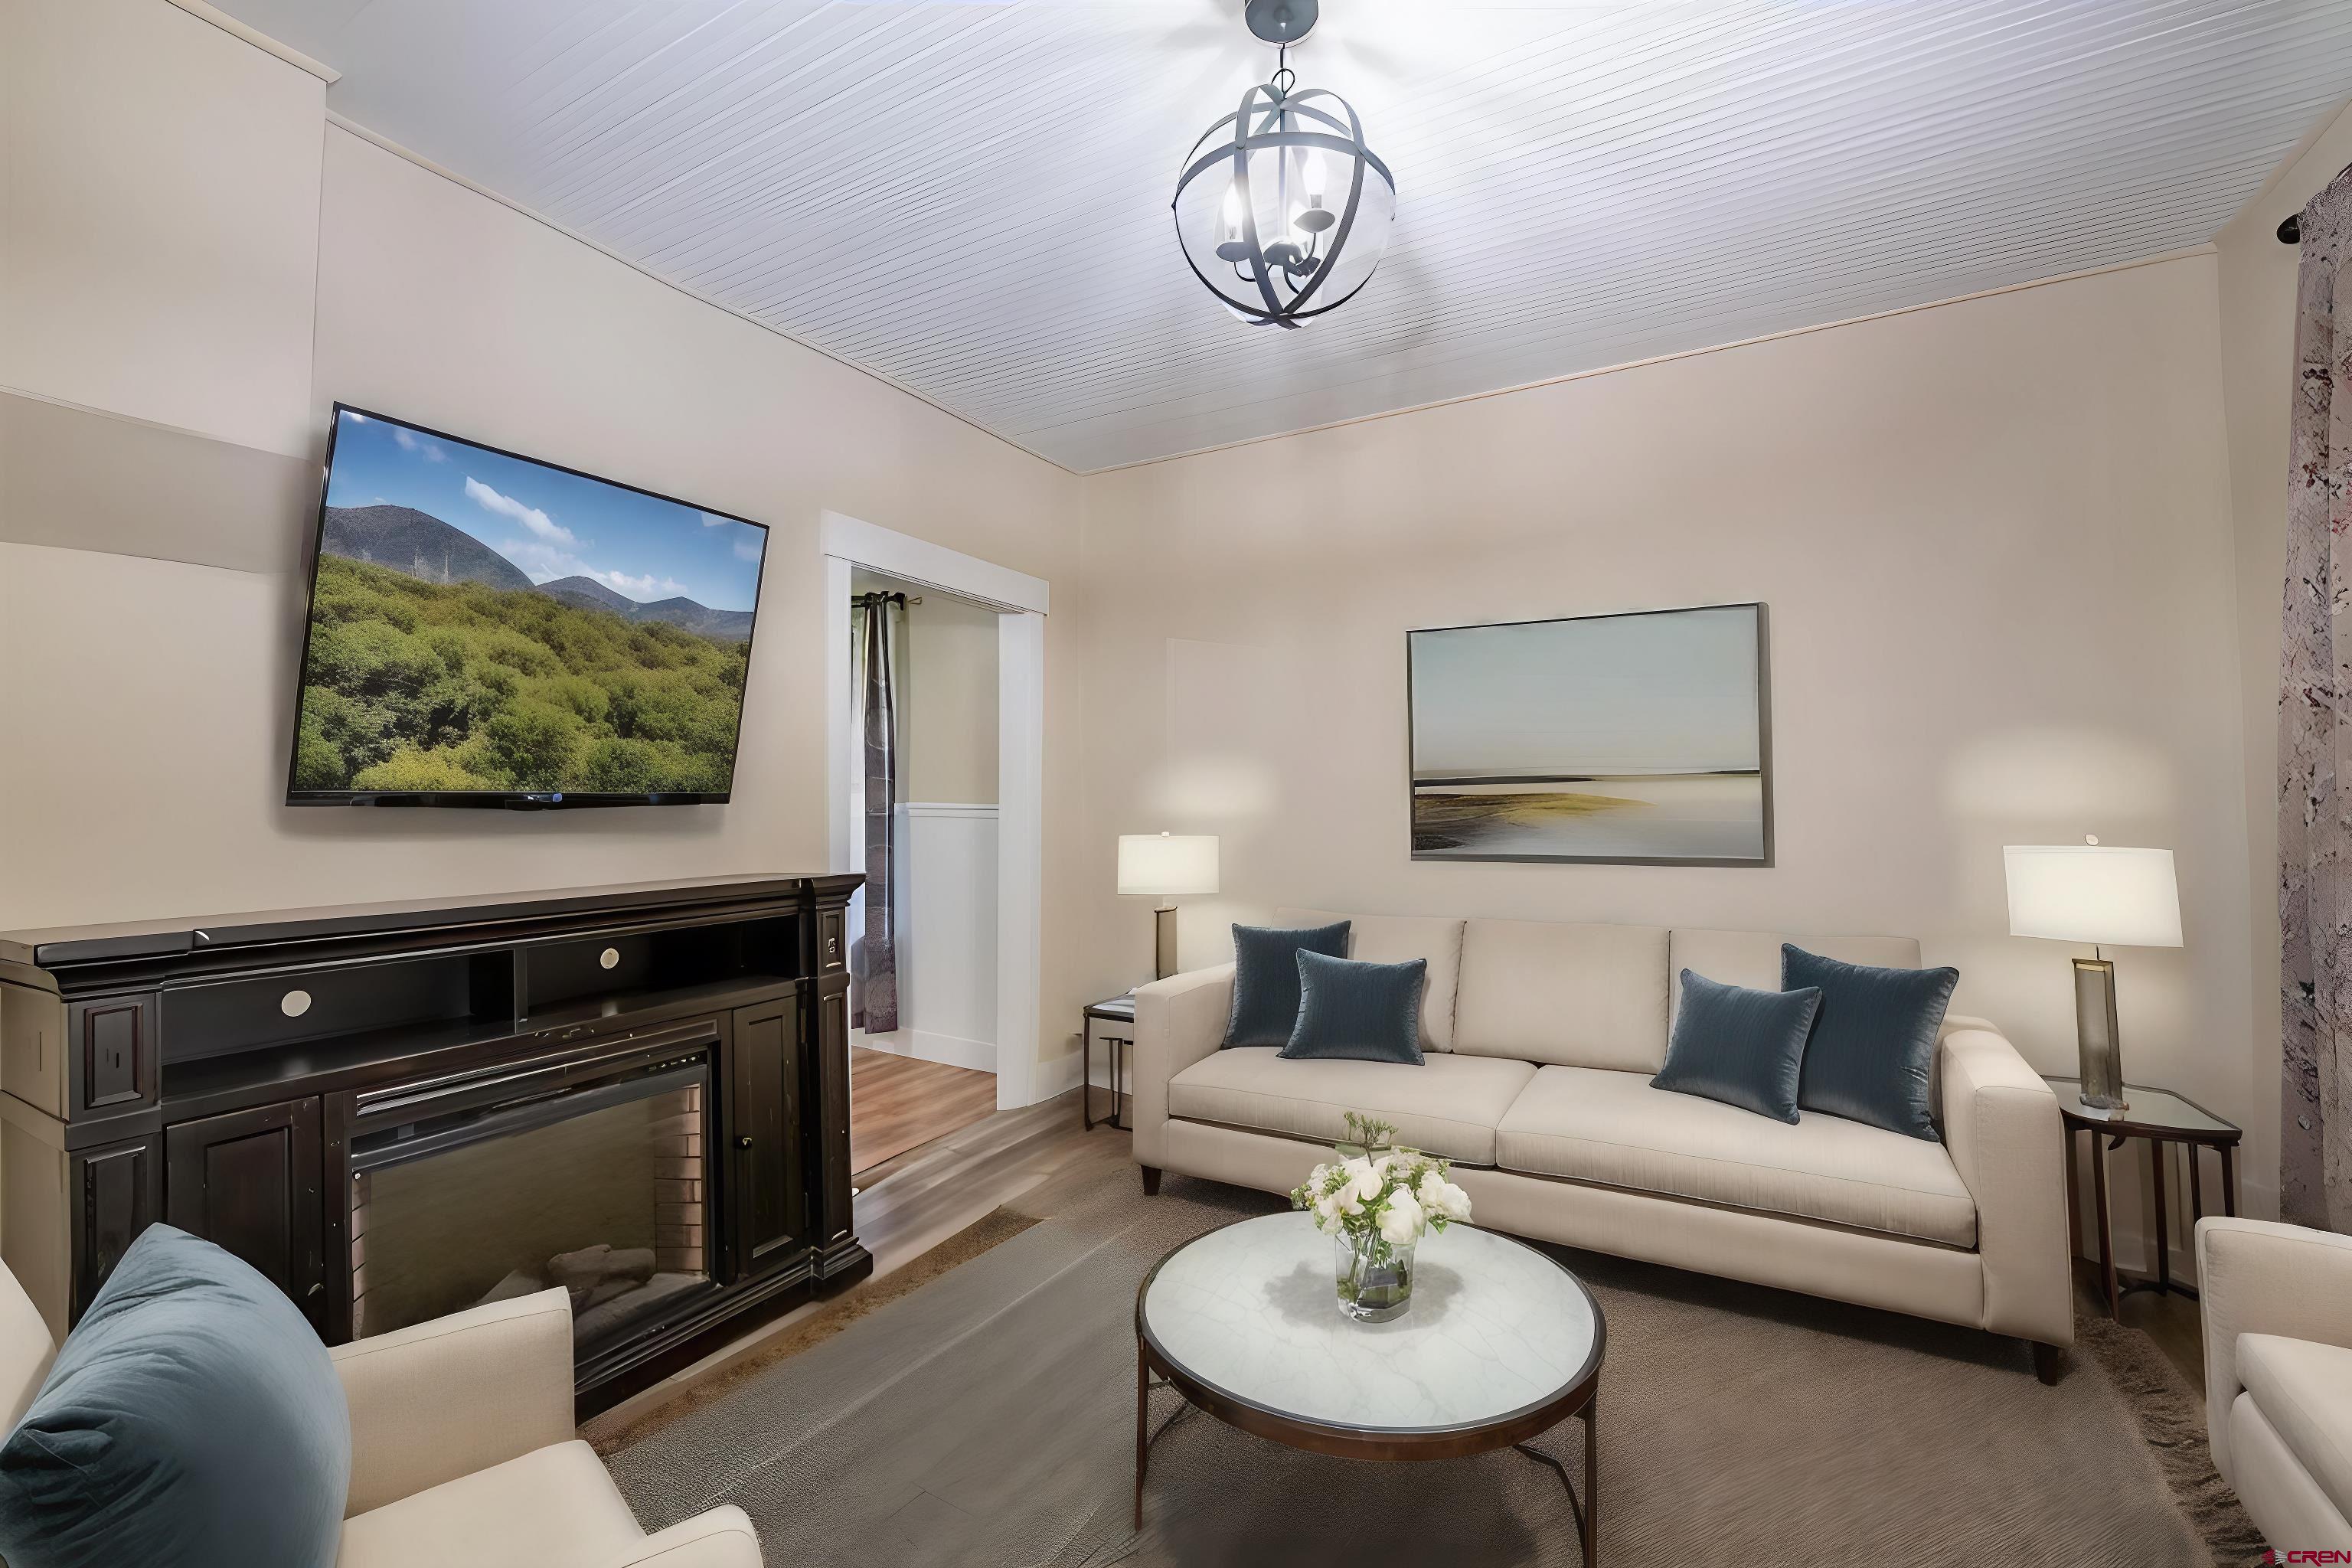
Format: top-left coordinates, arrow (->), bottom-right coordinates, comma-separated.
1139,1212 -> 1600,1434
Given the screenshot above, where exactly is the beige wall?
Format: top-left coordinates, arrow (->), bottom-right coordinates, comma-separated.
0,0 -> 1090,1080
0,0 -> 323,456
0,0 -> 2330,1164
1076,255 -> 2258,1233
851,571 -> 1001,806
2213,97 -> 2352,1240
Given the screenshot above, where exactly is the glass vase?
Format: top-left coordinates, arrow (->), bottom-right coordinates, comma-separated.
1334,1229 -> 1416,1322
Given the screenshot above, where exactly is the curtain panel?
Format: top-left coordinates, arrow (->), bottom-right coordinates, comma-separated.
854,593 -> 904,1034
2280,163 -> 2352,1235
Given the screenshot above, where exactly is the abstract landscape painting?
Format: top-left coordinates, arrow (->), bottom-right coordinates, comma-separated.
290,408 -> 769,797
1407,604 -> 1769,864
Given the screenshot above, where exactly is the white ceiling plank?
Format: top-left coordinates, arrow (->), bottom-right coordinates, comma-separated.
218,0 -> 2352,471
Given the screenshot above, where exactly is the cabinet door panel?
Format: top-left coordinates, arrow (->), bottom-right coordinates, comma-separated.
70,994 -> 156,1116
165,1099 -> 325,1330
815,980 -> 852,1248
726,998 -> 802,1278
72,1136 -> 161,1321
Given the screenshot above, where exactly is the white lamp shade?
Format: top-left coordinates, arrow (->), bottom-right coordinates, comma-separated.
2003,844 -> 2182,948
1117,834 -> 1219,897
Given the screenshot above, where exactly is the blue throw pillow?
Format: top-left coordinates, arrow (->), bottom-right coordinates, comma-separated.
1279,949 -> 1428,1064
0,1224 -> 350,1568
1785,944 -> 1960,1142
1224,920 -> 1351,1047
1652,969 -> 1822,1122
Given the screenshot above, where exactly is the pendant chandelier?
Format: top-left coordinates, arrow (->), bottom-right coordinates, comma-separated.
1172,0 -> 1395,330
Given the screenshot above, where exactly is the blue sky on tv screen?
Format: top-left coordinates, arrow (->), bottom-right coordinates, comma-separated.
322,409 -> 766,611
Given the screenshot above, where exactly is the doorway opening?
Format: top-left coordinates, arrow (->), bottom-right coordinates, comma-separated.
844,570 -> 1001,1175
822,511 -> 1047,1188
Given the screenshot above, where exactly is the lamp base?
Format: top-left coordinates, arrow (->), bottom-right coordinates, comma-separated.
2072,956 -> 2128,1113
1155,905 -> 1178,981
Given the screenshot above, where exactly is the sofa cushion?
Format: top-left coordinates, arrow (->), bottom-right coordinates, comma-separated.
1225,921 -> 1351,1047
1168,1049 -> 1536,1165
1279,909 -> 1465,1052
2237,1333 -> 2352,1522
1455,919 -> 1671,1072
1670,929 -> 1923,1022
1281,951 -> 1426,1064
0,1224 -> 350,1568
2229,1393 -> 2352,1551
1651,970 -> 1821,1123
1494,1065 -> 1978,1246
337,1440 -> 644,1568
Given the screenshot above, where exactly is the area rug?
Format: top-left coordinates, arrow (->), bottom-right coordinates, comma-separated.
605,1174 -> 2249,1566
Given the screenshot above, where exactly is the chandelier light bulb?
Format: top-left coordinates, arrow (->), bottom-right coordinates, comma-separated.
1172,52 -> 1395,330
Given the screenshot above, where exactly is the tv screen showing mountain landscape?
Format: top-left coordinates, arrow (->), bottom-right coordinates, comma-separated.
289,407 -> 769,801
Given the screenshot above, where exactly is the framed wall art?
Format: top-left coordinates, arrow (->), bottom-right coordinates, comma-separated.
1406,603 -> 1771,867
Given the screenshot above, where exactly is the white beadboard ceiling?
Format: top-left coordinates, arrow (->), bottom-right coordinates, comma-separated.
220,1 -> 2352,472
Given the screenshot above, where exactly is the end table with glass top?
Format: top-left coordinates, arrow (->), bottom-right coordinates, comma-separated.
1082,993 -> 1137,1131
2043,1076 -> 2241,1318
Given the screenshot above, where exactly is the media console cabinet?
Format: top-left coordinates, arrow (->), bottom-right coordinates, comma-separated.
0,873 -> 867,1411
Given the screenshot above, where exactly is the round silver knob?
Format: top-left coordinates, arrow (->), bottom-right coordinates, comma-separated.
599,947 -> 620,970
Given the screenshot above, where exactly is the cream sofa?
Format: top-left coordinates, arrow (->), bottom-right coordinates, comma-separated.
1133,911 -> 2073,1377
2198,1217 -> 2352,1547
0,1260 -> 757,1568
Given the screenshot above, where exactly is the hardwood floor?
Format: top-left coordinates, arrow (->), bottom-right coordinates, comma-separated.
593,1089 -> 2212,1443
584,1085 -> 1128,1439
848,1044 -> 999,1178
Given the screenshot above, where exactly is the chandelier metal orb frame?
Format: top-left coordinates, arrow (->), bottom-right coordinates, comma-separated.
1173,0 -> 1395,330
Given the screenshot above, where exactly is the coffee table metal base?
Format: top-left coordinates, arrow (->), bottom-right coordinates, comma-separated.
1133,1336 -> 1599,1566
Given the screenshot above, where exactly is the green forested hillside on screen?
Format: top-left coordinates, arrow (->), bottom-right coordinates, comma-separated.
292,554 -> 749,794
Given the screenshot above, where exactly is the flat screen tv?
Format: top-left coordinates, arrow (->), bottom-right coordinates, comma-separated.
287,405 -> 770,808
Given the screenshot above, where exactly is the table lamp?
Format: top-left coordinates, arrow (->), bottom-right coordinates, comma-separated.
2003,840 -> 2182,1112
1117,833 -> 1219,979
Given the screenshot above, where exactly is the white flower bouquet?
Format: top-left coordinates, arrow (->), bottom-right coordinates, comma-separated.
1289,1112 -> 1472,1320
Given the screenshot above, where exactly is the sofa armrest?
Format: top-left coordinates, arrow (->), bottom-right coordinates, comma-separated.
1939,1024 -> 2070,1346
332,1285 -> 577,1516
603,1507 -> 763,1568
1132,963 -> 1234,1169
2197,1217 -> 2352,1481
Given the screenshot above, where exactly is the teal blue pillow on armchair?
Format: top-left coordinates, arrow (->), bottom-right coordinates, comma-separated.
0,1224 -> 350,1568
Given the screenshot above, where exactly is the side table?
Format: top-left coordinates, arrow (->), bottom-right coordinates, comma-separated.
2043,1076 -> 2242,1318
1083,994 -> 1137,1131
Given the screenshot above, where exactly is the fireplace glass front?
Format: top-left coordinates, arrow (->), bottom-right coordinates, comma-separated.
348,1055 -> 714,1353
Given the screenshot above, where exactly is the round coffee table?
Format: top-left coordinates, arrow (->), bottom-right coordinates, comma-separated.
1134,1211 -> 1604,1563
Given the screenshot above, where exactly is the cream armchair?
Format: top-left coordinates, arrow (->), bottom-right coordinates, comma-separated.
2198,1217 -> 2352,1549
0,1259 -> 756,1568
332,1286 -> 759,1567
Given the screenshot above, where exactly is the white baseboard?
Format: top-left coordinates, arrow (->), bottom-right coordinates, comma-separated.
1039,1050 -> 1085,1100
854,1027 -> 996,1074
1035,1043 -> 1138,1109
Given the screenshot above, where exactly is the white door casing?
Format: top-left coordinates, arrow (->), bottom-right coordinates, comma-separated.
821,510 -> 1046,1111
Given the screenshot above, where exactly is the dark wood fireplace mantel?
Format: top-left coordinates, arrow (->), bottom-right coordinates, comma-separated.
0,873 -> 867,1413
